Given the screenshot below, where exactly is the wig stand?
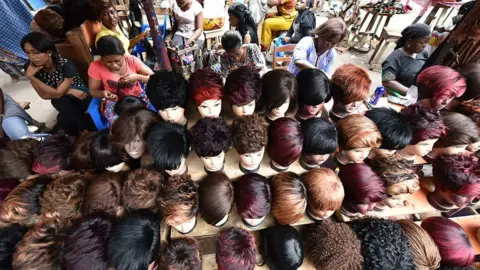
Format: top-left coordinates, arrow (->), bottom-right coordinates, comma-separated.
427,193 -> 456,212
239,163 -> 260,174
270,160 -> 288,172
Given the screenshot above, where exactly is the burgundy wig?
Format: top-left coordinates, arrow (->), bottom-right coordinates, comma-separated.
267,118 -> 303,167
0,179 -> 20,204
338,164 -> 387,206
224,66 -> 262,106
417,66 -> 467,106
400,103 -> 447,144
216,227 -> 256,270
421,217 -> 474,267
433,153 -> 480,197
234,173 -> 271,219
32,133 -> 75,174
189,69 -> 224,107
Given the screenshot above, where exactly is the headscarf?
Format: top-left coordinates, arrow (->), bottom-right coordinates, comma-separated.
395,23 -> 431,50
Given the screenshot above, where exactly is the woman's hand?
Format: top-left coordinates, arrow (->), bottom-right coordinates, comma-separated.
120,74 -> 141,83
25,63 -> 42,78
102,91 -> 117,100
68,89 -> 88,100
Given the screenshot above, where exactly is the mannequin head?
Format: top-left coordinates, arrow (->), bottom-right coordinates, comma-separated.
232,115 -> 268,173
262,225 -> 304,270
0,139 -> 39,180
190,118 -> 232,173
421,217 -> 474,267
216,227 -> 256,270
91,129 -> 125,172
271,172 -> 307,225
162,237 -> 202,270
300,118 -> 338,168
0,224 -> 27,269
234,173 -> 271,228
224,66 -> 261,117
114,95 -> 147,116
303,168 -> 344,220
83,172 -> 125,217
365,108 -> 413,159
296,68 -> 331,120
71,131 -> 97,170
199,173 -> 233,227
336,115 -> 382,164
267,118 -> 303,171
147,123 -> 189,175
147,71 -> 188,125
338,164 -> 387,215
32,133 -> 75,174
122,169 -> 164,213
189,69 -> 224,118
261,69 -> 298,120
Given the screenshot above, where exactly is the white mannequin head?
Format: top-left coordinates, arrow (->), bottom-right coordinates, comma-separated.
159,106 -> 186,125
268,99 -> 290,121
215,214 -> 229,227
171,216 -> 197,234
106,162 -> 126,172
243,216 -> 266,227
239,148 -> 265,170
201,152 -> 225,172
398,138 -> 439,159
198,99 -> 222,118
232,100 -> 255,117
166,157 -> 187,176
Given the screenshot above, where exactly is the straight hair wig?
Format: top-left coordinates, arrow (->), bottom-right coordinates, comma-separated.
365,108 -> 413,150
32,132 -> 75,174
198,172 -> 233,226
234,173 -> 271,219
83,172 -> 126,217
400,103 -> 447,144
33,8 -> 65,38
216,227 -> 256,270
147,71 -> 188,110
90,129 -> 123,170
432,153 -> 480,197
231,114 -> 268,154
338,164 -> 387,207
455,62 -> 480,101
190,118 -> 232,157
301,117 -> 338,155
224,66 -> 262,106
159,174 -> 199,226
331,64 -> 371,105
310,18 -> 347,44
122,168 -> 164,213
0,224 -> 27,270
0,139 -> 39,180
147,122 -> 189,171
336,114 -> 382,150
267,118 -> 303,167
303,168 -> 344,217
162,237 -> 202,270
435,111 -> 480,148
271,172 -> 307,225
70,131 -> 97,170
260,69 -> 298,114
296,68 -> 331,105
188,69 -> 224,107
261,225 -> 304,270
417,66 -> 467,106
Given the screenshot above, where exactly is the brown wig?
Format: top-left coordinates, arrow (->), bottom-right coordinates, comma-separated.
435,111 -> 480,148
159,174 -> 199,226
82,172 -> 126,217
457,100 -> 480,125
336,114 -> 382,150
224,66 -> 262,106
369,157 -> 418,195
0,138 -> 39,180
198,172 -> 233,226
303,168 -> 344,217
231,114 -> 268,154
70,131 -> 97,170
331,64 -> 371,105
33,7 -> 65,38
271,172 -> 307,225
260,69 -> 298,114
161,237 -> 202,270
122,168 -> 164,213
311,18 -> 348,44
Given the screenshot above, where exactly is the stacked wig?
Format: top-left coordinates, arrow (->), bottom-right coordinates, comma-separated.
90,129 -> 123,170
162,237 -> 202,270
32,133 -> 75,174
336,114 -> 382,150
267,118 -> 303,167
188,68 -> 224,107
147,122 -> 189,171
331,64 -> 371,105
435,111 -> 480,148
0,139 -> 39,180
190,118 -> 232,157
401,103 -> 447,144
296,68 -> 331,106
369,157 -> 419,196
159,174 -> 199,226
146,71 -> 188,110
365,108 -> 413,150
224,66 -> 262,106
123,168 -> 164,213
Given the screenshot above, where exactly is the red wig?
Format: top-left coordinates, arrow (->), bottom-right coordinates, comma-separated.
331,64 -> 371,104
188,68 -> 224,107
0,179 -> 20,204
401,103 -> 447,144
216,227 -> 256,270
338,164 -> 387,206
267,118 -> 303,167
224,66 -> 262,106
433,153 -> 480,197
421,217 -> 474,267
234,173 -> 271,219
417,66 -> 467,107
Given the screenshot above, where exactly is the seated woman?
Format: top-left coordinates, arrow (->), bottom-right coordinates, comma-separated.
228,3 -> 258,45
88,36 -> 154,124
382,23 -> 431,96
283,0 -> 316,44
170,0 -> 204,49
21,32 -> 95,136
261,0 -> 297,51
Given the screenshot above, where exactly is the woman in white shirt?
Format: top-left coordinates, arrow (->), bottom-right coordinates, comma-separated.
170,0 -> 205,48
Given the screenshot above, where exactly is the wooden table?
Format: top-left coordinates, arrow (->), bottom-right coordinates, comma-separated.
368,27 -> 402,70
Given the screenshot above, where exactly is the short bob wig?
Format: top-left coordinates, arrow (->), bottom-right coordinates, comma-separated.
301,117 -> 338,155
435,111 -> 480,148
32,132 -> 75,174
369,157 -> 418,195
0,138 -> 39,180
188,68 -> 224,107
90,129 -> 123,170
417,66 -> 467,105
296,68 -> 331,106
365,108 -> 413,150
234,173 -> 271,219
267,118 -> 303,167
216,227 -> 256,270
83,172 -> 125,217
198,172 -> 233,226
159,174 -> 199,226
401,103 -> 447,144
162,237 -> 202,270
303,168 -> 344,217
456,62 -> 480,101
261,225 -> 304,270
122,168 -> 164,213
224,66 -> 262,106
336,114 -> 382,150
338,164 -> 387,207
147,71 -> 188,110
271,172 -> 307,225
231,114 -> 268,155
433,153 -> 480,197
114,95 -> 147,115
421,217 -> 474,267
70,131 -> 97,170
331,64 -> 371,105
260,69 -> 298,114
0,224 -> 27,269
147,122 -> 189,171
190,118 -> 232,157
96,35 -> 126,56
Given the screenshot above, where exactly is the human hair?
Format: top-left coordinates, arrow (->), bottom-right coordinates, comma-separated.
91,0 -> 114,17
0,138 -> 39,180
190,118 -> 232,157
435,111 -> 480,148
224,66 -> 262,106
231,114 -> 268,154
421,217 -> 474,267
398,219 -> 441,270
216,227 -> 256,270
147,122 -> 190,171
159,174 -> 199,226
90,129 -> 123,170
0,175 -> 52,226
33,7 -> 65,38
260,69 -> 298,114
311,18 -> 347,44
338,164 -> 387,207
331,64 -> 371,105
261,225 -> 304,270
188,68 -> 224,107
336,114 -> 382,150
296,68 -> 331,105
400,103 -> 447,144
267,118 -> 303,167
161,237 -> 202,270
0,179 -> 19,205
455,63 -> 480,101
83,172 -> 125,217
114,96 -> 147,115
70,131 -> 98,170
32,132 -> 75,174
64,215 -> 113,270
303,168 -> 344,217
147,71 -> 188,110
351,218 -> 416,269
96,35 -> 126,56
417,66 -> 467,104
221,30 -> 243,52
432,154 -> 480,197
198,173 -> 233,226
365,108 -> 413,150
108,210 -> 161,270
227,3 -> 257,44
122,168 -> 164,213
301,118 -> 338,155
305,220 -> 363,270
0,224 -> 27,270
369,157 -> 418,195
234,173 -> 271,219
271,172 -> 306,225
21,32 -> 61,64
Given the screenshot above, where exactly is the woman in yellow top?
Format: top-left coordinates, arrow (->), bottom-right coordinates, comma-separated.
261,0 -> 297,51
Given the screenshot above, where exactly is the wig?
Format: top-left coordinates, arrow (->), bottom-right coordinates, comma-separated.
296,68 -> 331,105
310,18 -> 348,44
162,237 -> 202,270
114,96 -> 147,115
0,224 -> 27,270
432,154 -> 480,197
190,118 -> 232,157
435,112 -> 480,148
32,133 -> 75,174
351,218 -> 416,270
146,71 -> 188,110
456,62 -> 480,101
83,172 -> 125,217
260,69 -> 298,113
365,108 -> 413,150
369,157 -> 418,195
224,66 -> 262,106
331,64 -> 371,105
64,215 -> 112,270
90,129 -> 123,170
301,118 -> 338,155
398,219 -> 441,270
421,217 -> 474,267
108,210 -> 161,270
0,138 -> 39,180
0,179 -> 20,205
267,118 -> 303,167
400,103 -> 447,144
188,68 -> 224,107
234,173 -> 271,219
303,168 -> 344,217
70,131 -> 97,170
33,7 -> 65,38
198,172 -> 233,226
122,168 -> 164,213
336,114 -> 382,150
216,227 -> 256,270
261,225 -> 304,270
231,114 -> 268,154
147,122 -> 189,171
417,66 -> 467,103
338,164 -> 387,207
271,172 -> 307,225
457,100 -> 480,125
305,220 -> 363,270
159,174 -> 199,226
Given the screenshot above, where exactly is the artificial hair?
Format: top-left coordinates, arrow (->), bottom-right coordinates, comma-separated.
147,122 -> 190,171
421,217 -> 474,267
303,168 -> 344,217
456,62 -> 480,101
198,172 -> 233,226
188,68 -> 224,107
161,237 -> 202,270
0,179 -> 20,205
331,64 -> 371,105
122,168 -> 164,213
365,108 -> 413,150
301,117 -> 338,155
417,66 -> 467,103
305,220 -> 363,270
96,35 -> 125,56
310,18 -> 347,44
216,227 -> 256,270
338,164 -> 387,206
33,7 -> 65,38
146,71 -> 188,110
435,111 -> 480,147
90,129 -> 123,170
231,114 -> 268,154
432,153 -> 480,197
267,118 -> 303,167
0,224 -> 27,270
114,95 -> 147,115
262,225 -> 304,270
400,103 -> 447,144
159,174 -> 199,226
32,132 -> 75,174
271,172 -> 307,225
224,66 -> 262,106
70,131 -> 98,170
336,114 -> 382,150
221,30 -> 243,51
190,118 -> 232,157
457,100 -> 480,125
0,138 -> 39,180
296,68 -> 331,105
260,69 -> 298,114
83,172 -> 125,217
234,173 -> 271,219
369,157 -> 418,195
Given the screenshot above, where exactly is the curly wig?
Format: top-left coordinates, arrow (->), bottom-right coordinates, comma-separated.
0,224 -> 27,269
417,66 -> 467,107
122,168 -> 164,213
147,122 -> 190,171
369,157 -> 419,195
260,69 -> 298,114
147,71 -> 188,110
435,112 -> 480,148
159,174 -> 199,226
234,173 -> 271,219
161,237 -> 202,270
301,117 -> 338,155
336,114 -> 382,150
83,172 -> 125,217
331,64 -> 371,105
0,138 -> 39,180
365,108 -> 413,150
32,132 -> 75,174
190,118 -> 232,157
338,164 -> 387,207
432,153 -> 480,197
261,225 -> 304,270
216,227 -> 256,270
70,131 -> 97,171
224,66 -> 262,106
267,118 -> 303,167
457,100 -> 480,125
303,168 -> 344,218
401,103 -> 447,144
90,129 -> 123,170
456,62 -> 480,101
189,68 -> 224,107
231,114 -> 268,154
198,172 -> 233,226
296,68 -> 331,105
271,172 -> 307,225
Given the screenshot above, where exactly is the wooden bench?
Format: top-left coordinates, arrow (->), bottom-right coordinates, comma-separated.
272,44 -> 296,70
368,27 -> 402,71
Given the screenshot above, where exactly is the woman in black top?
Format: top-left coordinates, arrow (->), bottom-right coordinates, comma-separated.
283,0 -> 316,44
228,3 -> 259,45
